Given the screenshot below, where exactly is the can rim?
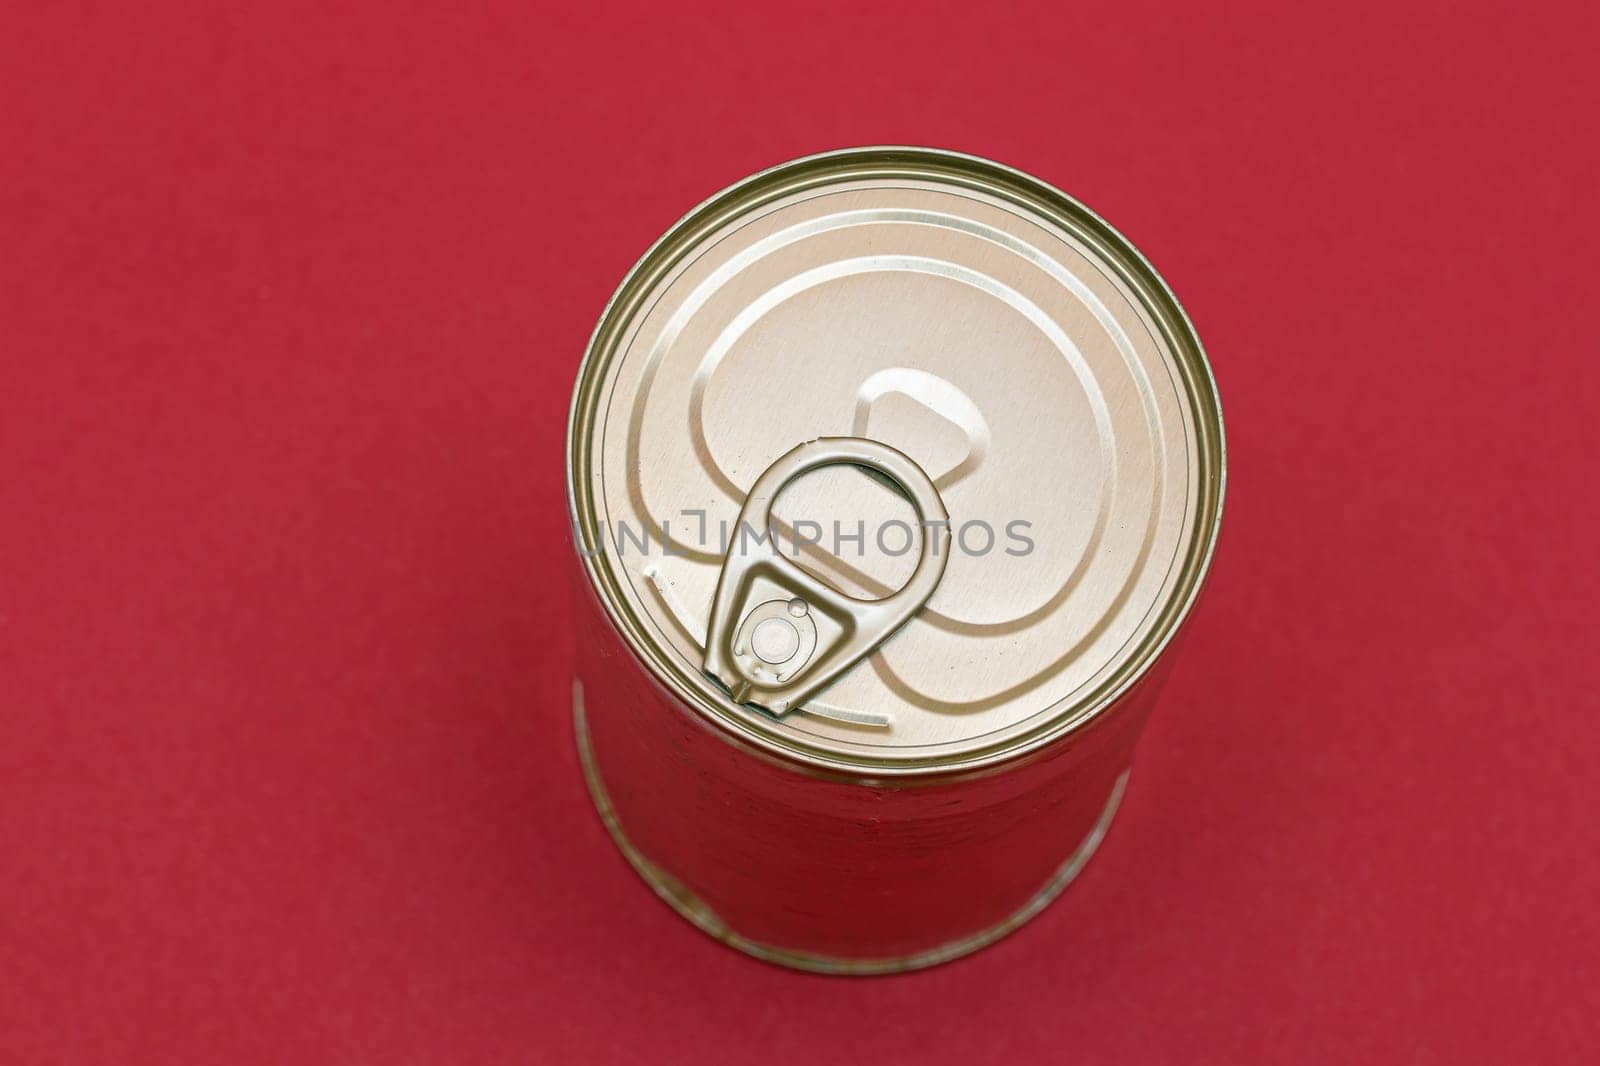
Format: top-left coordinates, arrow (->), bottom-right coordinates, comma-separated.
567,145 -> 1227,776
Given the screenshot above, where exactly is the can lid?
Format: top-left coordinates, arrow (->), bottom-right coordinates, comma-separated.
568,147 -> 1225,774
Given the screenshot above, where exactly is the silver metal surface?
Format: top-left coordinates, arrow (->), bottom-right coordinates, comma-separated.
568,147 -> 1225,772
573,679 -> 1130,975
702,437 -> 950,716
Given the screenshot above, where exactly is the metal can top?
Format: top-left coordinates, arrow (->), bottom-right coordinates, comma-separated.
568,147 -> 1225,774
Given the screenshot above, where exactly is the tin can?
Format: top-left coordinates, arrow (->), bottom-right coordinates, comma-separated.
567,147 -> 1225,973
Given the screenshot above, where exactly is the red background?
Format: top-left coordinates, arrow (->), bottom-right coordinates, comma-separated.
4,3 -> 1597,1062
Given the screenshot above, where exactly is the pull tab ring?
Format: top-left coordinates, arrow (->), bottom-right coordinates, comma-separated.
702,437 -> 950,716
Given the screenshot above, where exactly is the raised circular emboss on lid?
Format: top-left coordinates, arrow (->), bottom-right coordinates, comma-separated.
574,149 -> 1223,769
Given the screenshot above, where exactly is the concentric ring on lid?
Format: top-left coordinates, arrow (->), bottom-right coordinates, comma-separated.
568,147 -> 1225,774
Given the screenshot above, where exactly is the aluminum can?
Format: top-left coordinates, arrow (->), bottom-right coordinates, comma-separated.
567,147 -> 1225,973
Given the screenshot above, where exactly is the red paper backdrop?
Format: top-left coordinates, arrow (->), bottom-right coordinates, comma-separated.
3,3 -> 1597,1062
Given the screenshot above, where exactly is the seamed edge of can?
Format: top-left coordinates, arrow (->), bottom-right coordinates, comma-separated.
565,145 -> 1227,778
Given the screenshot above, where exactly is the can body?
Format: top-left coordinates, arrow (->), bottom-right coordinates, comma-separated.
565,148 -> 1224,973
572,559 -> 1176,972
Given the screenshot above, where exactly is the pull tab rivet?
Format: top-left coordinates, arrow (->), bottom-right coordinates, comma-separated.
752,618 -> 802,664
